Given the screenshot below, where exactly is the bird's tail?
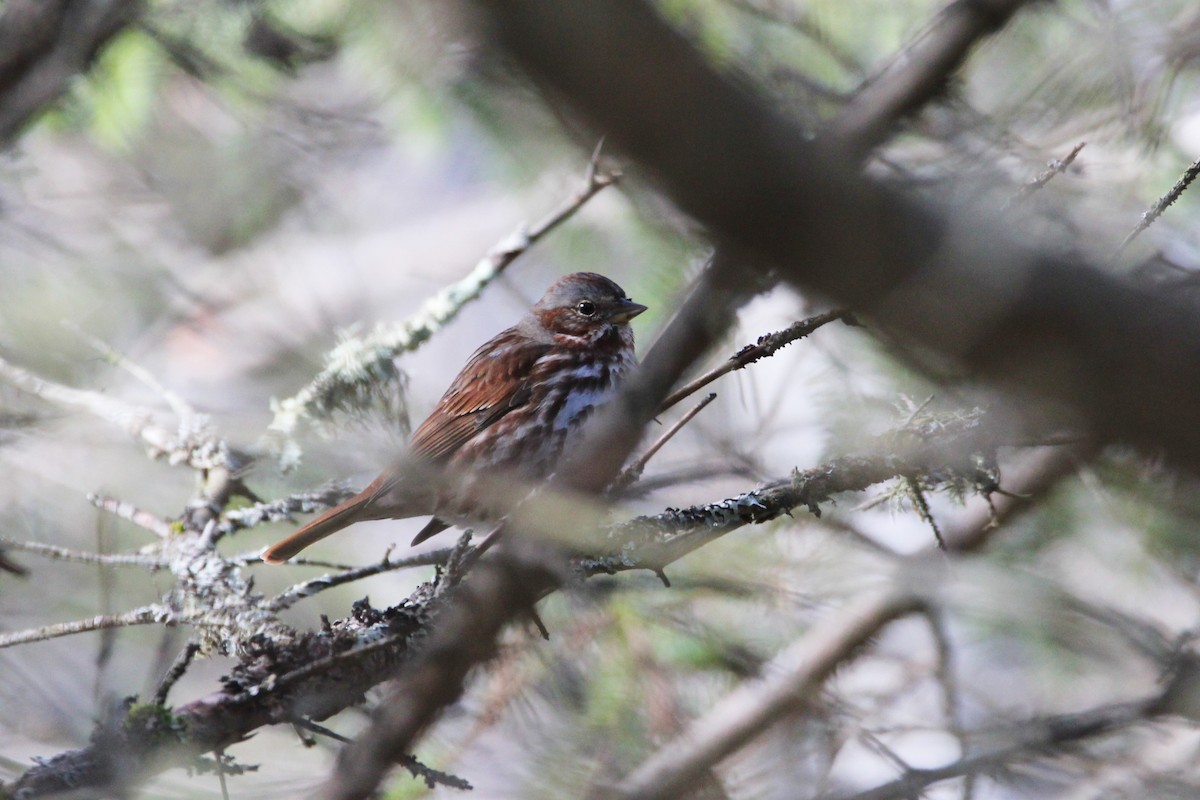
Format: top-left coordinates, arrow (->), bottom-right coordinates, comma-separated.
261,493 -> 371,564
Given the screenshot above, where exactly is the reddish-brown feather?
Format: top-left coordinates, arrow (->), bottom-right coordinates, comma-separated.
407,332 -> 551,461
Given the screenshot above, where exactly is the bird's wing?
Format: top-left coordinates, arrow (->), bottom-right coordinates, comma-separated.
407,329 -> 551,461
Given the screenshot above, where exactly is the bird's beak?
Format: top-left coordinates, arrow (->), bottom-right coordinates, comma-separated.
611,299 -> 648,324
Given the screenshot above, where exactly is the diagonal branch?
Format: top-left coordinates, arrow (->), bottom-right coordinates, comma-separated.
658,309 -> 852,413
827,0 -> 1035,158
607,587 -> 923,799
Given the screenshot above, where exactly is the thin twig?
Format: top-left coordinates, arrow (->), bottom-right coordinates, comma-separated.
64,320 -> 197,424
215,749 -> 230,800
0,353 -> 224,469
0,537 -> 167,568
904,476 -> 945,550
87,494 -> 175,539
152,641 -> 201,706
294,719 -> 472,791
227,552 -> 362,570
659,310 -> 852,413
265,549 -> 452,612
821,697 -> 1160,800
611,393 -> 717,492
1118,157 -> 1200,253
0,605 -> 171,649
1005,141 -> 1085,206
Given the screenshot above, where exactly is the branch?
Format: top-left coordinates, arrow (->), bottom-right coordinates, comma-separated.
0,604 -> 170,649
822,696 -> 1161,800
826,0 -> 1035,157
0,536 -> 166,568
7,406 -> 1011,796
585,415 -> 1000,575
0,0 -> 141,145
264,548 -> 454,613
215,483 -> 357,538
0,353 -> 228,470
658,309 -> 852,413
87,494 -> 175,539
1006,141 -> 1086,205
1118,156 -> 1200,253
607,587 -> 923,799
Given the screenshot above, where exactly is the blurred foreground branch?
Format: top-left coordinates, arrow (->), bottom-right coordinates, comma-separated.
473,0 -> 1200,472
0,0 -> 141,144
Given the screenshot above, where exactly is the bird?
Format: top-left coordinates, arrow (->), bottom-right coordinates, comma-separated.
262,272 -> 647,564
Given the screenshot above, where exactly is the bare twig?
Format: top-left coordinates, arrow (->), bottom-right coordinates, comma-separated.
152,641 -> 201,706
658,310 -> 851,413
65,321 -> 198,424
294,719 -> 472,791
0,353 -> 226,470
0,604 -> 171,649
611,392 -> 717,492
87,494 -> 175,539
0,536 -> 167,568
1118,156 -> 1200,253
1006,141 -> 1086,205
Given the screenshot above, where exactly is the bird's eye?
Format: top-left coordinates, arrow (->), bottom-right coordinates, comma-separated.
576,300 -> 596,317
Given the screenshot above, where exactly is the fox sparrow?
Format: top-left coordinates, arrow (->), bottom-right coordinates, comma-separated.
262,272 -> 646,563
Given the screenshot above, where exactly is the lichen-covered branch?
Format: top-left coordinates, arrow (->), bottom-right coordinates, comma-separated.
5,405 -> 1017,797
0,604 -> 170,649
585,414 -> 1000,576
0,537 -> 167,568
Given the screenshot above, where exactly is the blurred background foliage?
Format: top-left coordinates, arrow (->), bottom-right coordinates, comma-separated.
3,0 -> 1200,798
